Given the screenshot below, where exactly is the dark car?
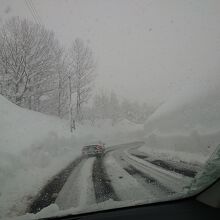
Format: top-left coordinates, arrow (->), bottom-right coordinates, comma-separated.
82,144 -> 105,157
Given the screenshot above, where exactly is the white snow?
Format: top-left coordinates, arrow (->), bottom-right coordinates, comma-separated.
0,95 -> 142,219
142,80 -> 220,164
0,95 -> 72,154
104,151 -> 152,201
123,150 -> 192,192
111,149 -> 170,199
0,95 -> 81,218
55,157 -> 95,210
0,95 -> 82,218
2,77 -> 220,219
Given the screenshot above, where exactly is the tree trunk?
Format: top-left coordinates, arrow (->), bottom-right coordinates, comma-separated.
76,87 -> 81,121
15,96 -> 22,106
70,107 -> 73,133
68,75 -> 75,132
58,72 -> 62,117
28,96 -> 32,110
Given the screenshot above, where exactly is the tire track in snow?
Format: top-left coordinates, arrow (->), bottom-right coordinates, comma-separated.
123,165 -> 173,194
104,152 -> 157,201
92,156 -> 119,203
128,148 -> 197,177
113,150 -> 173,199
122,150 -> 192,193
55,157 -> 96,210
28,156 -> 82,214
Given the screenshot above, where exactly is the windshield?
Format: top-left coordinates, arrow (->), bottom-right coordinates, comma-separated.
0,0 -> 220,219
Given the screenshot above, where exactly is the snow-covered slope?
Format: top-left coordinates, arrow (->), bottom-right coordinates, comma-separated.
0,95 -> 72,154
141,80 -> 220,164
145,82 -> 220,135
0,96 -> 80,218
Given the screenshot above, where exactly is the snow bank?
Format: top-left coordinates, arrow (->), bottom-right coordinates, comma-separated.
0,96 -> 81,218
0,95 -> 72,154
142,79 -> 220,164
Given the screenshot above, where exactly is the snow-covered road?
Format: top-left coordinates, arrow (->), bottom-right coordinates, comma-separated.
29,142 -> 195,214
55,157 -> 96,210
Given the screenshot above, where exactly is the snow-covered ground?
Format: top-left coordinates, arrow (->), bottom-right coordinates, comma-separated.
2,77 -> 219,219
7,142 -> 192,220
105,152 -> 150,201
0,95 -> 142,219
123,150 -> 192,192
142,80 -> 220,165
55,157 -> 96,210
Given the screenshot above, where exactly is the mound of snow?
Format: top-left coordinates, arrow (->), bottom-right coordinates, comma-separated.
145,80 -> 220,135
0,96 -> 81,218
142,79 -> 220,164
0,95 -> 72,154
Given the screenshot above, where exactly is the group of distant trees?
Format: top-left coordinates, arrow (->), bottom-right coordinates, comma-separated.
83,91 -> 156,126
0,17 -> 155,131
0,17 -> 95,131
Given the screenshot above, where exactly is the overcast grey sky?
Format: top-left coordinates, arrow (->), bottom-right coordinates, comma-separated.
1,0 -> 220,105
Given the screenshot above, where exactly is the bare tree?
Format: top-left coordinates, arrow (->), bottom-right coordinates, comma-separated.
53,48 -> 69,118
68,38 -> 95,123
57,52 -> 65,117
0,17 -> 61,110
68,74 -> 76,132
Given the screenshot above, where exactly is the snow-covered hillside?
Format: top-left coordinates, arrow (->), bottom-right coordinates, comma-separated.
0,95 -> 72,154
0,95 -> 81,218
141,80 -> 220,164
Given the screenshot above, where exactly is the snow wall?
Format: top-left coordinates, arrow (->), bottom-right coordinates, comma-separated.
143,80 -> 220,162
